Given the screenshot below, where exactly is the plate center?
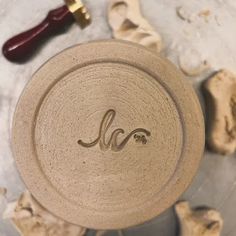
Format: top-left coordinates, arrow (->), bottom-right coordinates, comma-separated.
34,62 -> 183,211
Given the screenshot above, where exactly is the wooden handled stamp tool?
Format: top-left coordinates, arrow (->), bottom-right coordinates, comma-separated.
2,0 -> 91,62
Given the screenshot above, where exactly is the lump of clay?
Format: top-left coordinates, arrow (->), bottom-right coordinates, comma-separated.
204,69 -> 236,155
0,187 -> 7,213
0,187 -> 7,196
108,0 -> 162,52
179,49 -> 210,76
3,190 -> 86,236
176,6 -> 211,23
176,6 -> 196,23
175,201 -> 223,236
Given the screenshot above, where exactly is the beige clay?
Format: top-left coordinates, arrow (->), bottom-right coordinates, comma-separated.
3,191 -> 86,236
0,187 -> 7,196
176,6 -> 196,23
108,0 -> 162,52
175,201 -> 223,236
11,40 -> 204,229
178,49 -> 210,77
204,69 -> 236,155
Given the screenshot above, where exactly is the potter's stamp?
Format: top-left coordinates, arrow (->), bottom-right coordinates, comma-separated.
2,0 -> 91,62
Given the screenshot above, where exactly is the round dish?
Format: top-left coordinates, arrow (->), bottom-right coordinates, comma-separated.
12,40 -> 204,229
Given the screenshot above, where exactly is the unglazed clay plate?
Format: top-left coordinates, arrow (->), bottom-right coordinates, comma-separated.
12,40 -> 204,229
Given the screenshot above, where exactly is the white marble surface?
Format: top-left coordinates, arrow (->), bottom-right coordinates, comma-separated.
1,0 -> 236,236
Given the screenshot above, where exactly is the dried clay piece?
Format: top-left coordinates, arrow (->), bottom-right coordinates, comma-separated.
108,0 -> 162,52
198,9 -> 211,23
175,201 -> 223,236
204,69 -> 236,155
176,6 -> 196,23
0,187 -> 7,208
176,6 -> 211,23
3,191 -> 86,236
178,50 -> 210,76
0,187 -> 7,196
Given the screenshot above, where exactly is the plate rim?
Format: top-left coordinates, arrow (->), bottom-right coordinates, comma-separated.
11,39 -> 205,229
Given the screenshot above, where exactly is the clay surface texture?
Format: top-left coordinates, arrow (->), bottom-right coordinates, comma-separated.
11,40 -> 204,229
175,201 -> 223,236
204,69 -> 236,155
3,191 -> 86,236
108,0 -> 162,52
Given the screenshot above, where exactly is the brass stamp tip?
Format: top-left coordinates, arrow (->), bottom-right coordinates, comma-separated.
65,0 -> 91,28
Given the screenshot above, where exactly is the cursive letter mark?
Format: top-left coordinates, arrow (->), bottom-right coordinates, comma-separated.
78,109 -> 151,152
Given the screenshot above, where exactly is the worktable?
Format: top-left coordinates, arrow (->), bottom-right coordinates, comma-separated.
1,0 -> 236,235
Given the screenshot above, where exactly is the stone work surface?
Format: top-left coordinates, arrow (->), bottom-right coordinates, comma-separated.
1,0 -> 236,235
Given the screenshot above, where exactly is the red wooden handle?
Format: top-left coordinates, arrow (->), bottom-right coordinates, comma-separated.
2,5 -> 74,63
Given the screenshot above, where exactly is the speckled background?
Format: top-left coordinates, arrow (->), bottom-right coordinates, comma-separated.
1,0 -> 236,236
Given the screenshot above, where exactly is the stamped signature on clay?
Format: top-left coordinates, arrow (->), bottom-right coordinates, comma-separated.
78,109 -> 151,152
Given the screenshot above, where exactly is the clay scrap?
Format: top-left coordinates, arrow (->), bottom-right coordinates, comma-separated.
3,190 -> 86,236
198,9 -> 211,23
204,69 -> 236,155
175,201 -> 223,236
178,49 -> 210,76
0,187 -> 7,209
0,187 -> 7,196
176,5 -> 211,23
108,0 -> 162,52
176,6 -> 196,23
